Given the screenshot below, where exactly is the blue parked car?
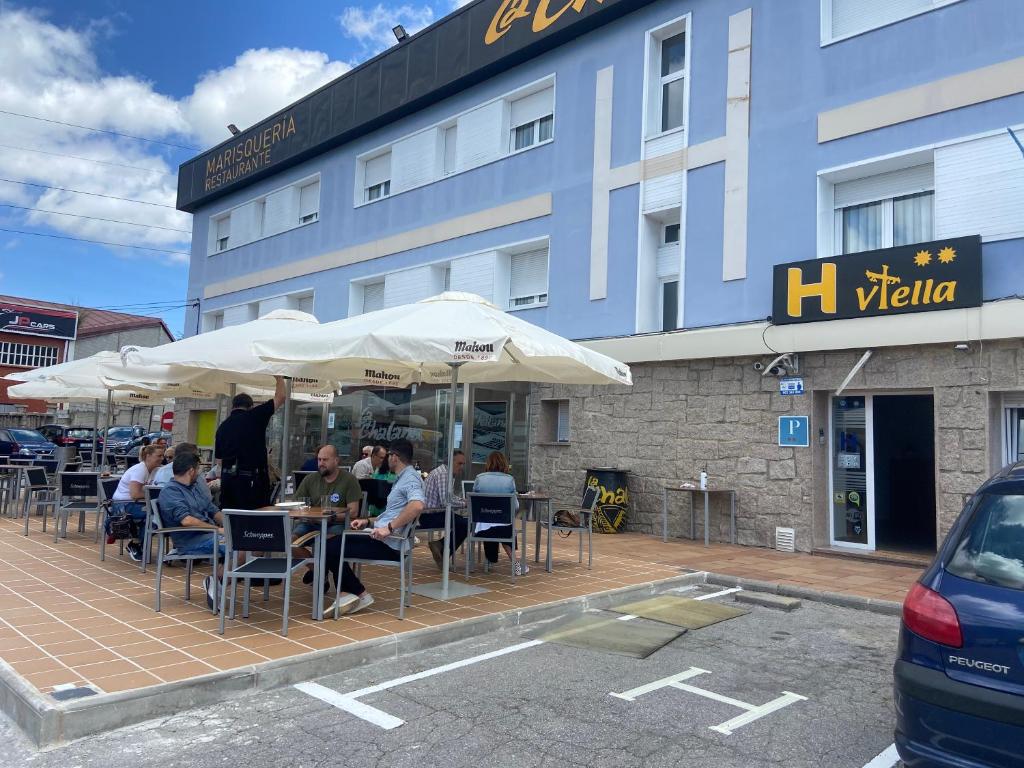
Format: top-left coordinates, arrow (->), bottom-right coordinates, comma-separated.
0,428 -> 57,460
894,463 -> 1024,767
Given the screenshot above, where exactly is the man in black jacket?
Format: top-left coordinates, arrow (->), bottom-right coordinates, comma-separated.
215,376 -> 285,509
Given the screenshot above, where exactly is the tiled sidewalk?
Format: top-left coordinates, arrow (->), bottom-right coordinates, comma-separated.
0,514 -> 922,698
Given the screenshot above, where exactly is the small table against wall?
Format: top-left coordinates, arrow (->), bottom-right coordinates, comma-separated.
662,485 -> 737,547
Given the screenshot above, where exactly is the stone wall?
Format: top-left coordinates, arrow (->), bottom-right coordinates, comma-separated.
529,339 -> 1023,552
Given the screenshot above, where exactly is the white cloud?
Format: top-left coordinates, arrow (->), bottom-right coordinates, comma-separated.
339,3 -> 435,58
0,9 -> 350,265
182,49 -> 350,148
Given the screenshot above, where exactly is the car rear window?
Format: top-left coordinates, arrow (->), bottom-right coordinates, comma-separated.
105,428 -> 133,439
8,429 -> 45,442
947,493 -> 1024,591
67,429 -> 93,438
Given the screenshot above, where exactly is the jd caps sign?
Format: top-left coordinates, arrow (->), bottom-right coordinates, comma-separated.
0,303 -> 78,340
772,236 -> 982,325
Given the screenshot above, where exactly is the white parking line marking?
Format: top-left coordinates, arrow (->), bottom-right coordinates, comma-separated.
616,614 -> 637,621
295,639 -> 544,728
295,682 -> 404,729
861,744 -> 899,768
694,587 -> 742,601
610,666 -> 806,735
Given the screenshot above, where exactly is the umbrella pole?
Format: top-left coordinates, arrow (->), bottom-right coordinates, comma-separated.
279,378 -> 292,501
320,400 -> 330,445
91,399 -> 99,469
99,390 -> 112,470
441,363 -> 461,600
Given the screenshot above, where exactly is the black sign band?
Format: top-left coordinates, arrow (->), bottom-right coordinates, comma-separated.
771,236 -> 982,325
0,304 -> 79,340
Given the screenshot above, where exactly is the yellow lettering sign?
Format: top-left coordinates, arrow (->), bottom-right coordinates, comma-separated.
787,263 -> 837,318
202,113 -> 298,193
485,0 -> 604,44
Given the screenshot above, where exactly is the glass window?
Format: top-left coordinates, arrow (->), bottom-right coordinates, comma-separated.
662,280 -> 678,331
839,192 -> 934,255
659,32 -> 686,133
893,191 -> 934,247
664,223 -> 680,244
443,125 -> 457,175
947,493 -> 1024,591
841,200 -> 883,254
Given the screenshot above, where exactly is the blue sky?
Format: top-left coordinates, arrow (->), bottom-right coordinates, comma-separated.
0,0 -> 454,338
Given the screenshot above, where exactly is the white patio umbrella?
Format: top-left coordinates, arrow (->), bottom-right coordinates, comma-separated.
121,309 -> 342,497
5,351 -> 195,467
252,292 -> 632,599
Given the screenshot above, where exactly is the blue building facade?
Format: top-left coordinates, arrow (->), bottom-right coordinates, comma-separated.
180,0 -> 1024,554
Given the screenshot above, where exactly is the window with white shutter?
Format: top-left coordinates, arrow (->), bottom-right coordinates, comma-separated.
443,125 -> 458,175
298,180 -> 320,223
364,153 -> 391,202
297,294 -> 315,315
509,247 -> 549,309
824,0 -> 963,44
556,400 -> 570,442
832,164 -> 934,254
214,214 -> 231,252
362,282 -> 385,313
509,87 -> 554,151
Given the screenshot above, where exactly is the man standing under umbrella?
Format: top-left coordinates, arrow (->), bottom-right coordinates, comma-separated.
216,376 -> 286,509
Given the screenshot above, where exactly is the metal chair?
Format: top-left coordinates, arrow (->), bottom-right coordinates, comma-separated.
539,484 -> 599,572
152,498 -> 221,614
97,477 -> 121,561
464,492 -> 519,581
21,467 -> 56,536
140,484 -> 162,573
0,465 -> 23,518
335,517 -> 417,619
218,509 -> 314,637
358,478 -> 393,516
291,470 -> 316,496
53,472 -> 104,543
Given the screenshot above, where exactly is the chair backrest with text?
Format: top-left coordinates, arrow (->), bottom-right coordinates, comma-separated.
222,509 -> 291,555
466,492 -> 515,528
59,472 -> 99,501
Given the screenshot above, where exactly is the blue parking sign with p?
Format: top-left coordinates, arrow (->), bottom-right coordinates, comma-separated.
778,416 -> 809,447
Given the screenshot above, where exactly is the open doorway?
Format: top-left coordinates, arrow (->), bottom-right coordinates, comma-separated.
873,394 -> 936,554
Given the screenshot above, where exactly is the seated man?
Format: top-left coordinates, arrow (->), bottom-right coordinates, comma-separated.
153,442 -> 214,501
421,450 -> 470,569
158,453 -> 234,609
293,444 -> 362,584
351,444 -> 385,480
325,438 -> 424,616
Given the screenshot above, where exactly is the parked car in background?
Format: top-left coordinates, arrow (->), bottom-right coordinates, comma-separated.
37,424 -> 102,452
0,428 -> 57,459
99,425 -> 145,455
117,431 -> 172,455
894,462 -> 1024,767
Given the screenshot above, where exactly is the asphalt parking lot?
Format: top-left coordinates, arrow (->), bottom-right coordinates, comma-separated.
0,585 -> 904,768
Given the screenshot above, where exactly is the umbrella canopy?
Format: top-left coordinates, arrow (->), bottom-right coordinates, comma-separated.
251,293 -> 632,387
6,379 -> 162,404
121,309 -> 340,395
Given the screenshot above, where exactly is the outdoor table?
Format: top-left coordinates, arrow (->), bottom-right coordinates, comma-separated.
261,505 -> 339,621
661,485 -> 737,547
517,493 -> 551,564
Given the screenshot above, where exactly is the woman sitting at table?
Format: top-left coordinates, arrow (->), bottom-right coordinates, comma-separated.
473,451 -> 527,575
110,444 -> 164,562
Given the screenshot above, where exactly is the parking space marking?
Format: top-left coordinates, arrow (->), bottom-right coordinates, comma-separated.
609,666 -> 807,736
861,744 -> 899,768
295,639 -> 544,729
694,587 -> 742,601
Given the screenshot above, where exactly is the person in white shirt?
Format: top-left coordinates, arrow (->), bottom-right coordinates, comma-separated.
352,444 -> 386,480
110,444 -> 164,562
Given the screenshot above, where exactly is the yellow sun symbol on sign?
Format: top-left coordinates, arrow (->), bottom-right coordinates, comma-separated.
938,246 -> 957,264
914,250 -> 932,267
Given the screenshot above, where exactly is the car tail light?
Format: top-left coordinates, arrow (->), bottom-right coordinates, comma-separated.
903,582 -> 963,648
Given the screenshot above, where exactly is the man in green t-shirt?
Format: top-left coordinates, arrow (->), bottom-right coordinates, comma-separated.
294,444 -> 362,535
294,444 -> 363,586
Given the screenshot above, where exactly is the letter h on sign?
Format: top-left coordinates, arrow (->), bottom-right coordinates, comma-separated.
787,263 -> 837,319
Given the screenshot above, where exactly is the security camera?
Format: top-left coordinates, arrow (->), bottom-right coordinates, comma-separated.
767,365 -> 786,377
752,361 -> 765,372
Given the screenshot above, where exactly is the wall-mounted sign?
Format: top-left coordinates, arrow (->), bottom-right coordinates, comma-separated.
0,303 -> 78,340
176,0 -> 654,212
772,236 -> 982,325
779,376 -> 804,396
778,416 -> 809,447
472,401 -> 508,464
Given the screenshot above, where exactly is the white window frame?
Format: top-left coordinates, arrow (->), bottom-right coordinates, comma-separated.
298,179 -> 320,224
820,0 -> 965,47
213,213 -> 231,253
507,243 -> 550,311
659,278 -> 679,332
0,342 -> 59,368
643,15 -> 690,140
206,172 -> 320,257
833,189 -> 935,255
361,151 -> 392,204
354,74 -> 556,207
663,222 -> 681,245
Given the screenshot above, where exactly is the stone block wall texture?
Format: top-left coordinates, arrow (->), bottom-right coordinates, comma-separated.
528,340 -> 1022,552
